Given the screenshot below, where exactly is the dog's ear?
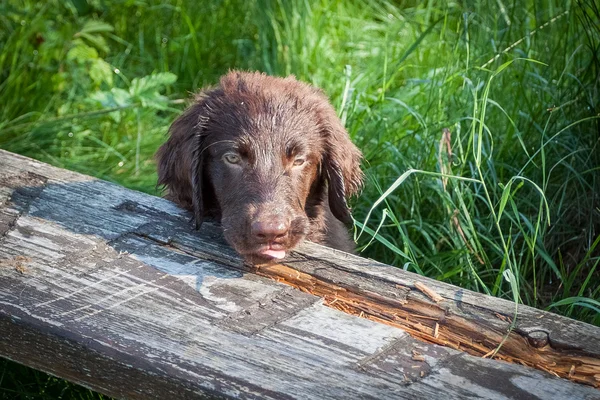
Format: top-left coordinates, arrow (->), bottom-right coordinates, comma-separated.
316,99 -> 364,224
156,96 -> 211,229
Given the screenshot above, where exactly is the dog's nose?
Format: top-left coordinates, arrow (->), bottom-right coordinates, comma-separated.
251,218 -> 289,242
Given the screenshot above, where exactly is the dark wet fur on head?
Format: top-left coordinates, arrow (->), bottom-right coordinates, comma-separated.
156,71 -> 363,260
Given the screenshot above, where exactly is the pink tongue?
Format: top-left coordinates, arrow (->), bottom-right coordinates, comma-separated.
261,249 -> 286,259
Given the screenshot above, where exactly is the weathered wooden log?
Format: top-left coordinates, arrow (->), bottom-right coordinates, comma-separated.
0,149 -> 599,399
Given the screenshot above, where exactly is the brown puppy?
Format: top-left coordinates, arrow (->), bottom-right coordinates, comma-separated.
156,71 -> 363,261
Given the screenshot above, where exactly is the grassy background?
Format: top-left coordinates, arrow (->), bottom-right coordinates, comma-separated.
1,0 -> 599,398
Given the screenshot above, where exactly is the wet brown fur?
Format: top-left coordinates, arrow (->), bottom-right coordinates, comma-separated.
156,71 -> 363,258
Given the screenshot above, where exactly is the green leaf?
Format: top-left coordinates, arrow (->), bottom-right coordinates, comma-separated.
353,218 -> 419,272
79,20 -> 114,34
497,180 -> 512,222
129,72 -> 177,97
139,92 -> 170,110
90,88 -> 131,108
502,269 -> 520,305
66,42 -> 98,62
80,32 -> 110,54
89,59 -> 113,86
357,168 -> 417,239
549,297 -> 600,314
494,59 -> 516,75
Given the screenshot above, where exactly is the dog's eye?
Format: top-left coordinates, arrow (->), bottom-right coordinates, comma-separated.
224,153 -> 241,164
293,158 -> 305,167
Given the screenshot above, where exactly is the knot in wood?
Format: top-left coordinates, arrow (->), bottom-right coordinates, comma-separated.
526,330 -> 549,348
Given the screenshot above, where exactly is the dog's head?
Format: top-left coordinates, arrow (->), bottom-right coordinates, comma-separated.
157,71 -> 363,261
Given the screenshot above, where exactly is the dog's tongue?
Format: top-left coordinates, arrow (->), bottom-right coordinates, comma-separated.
261,249 -> 286,259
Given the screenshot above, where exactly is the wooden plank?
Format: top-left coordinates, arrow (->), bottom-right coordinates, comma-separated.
237,251 -> 600,387
0,149 -> 599,399
139,205 -> 600,386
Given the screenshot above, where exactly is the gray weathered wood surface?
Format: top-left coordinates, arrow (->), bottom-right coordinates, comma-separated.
1,149 -> 599,399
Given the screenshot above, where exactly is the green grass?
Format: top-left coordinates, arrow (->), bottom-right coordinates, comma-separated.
1,0 -> 599,398
0,359 -> 108,400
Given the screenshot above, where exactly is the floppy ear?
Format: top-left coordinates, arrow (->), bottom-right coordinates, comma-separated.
155,97 -> 210,229
318,104 -> 364,224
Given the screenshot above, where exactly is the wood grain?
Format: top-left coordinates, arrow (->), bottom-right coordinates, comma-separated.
1,149 -> 599,399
